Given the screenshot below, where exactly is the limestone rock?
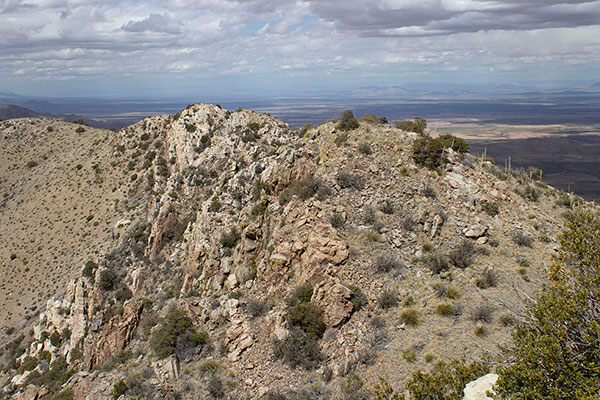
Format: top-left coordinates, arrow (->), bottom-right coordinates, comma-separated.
463,373 -> 498,400
463,224 -> 488,238
311,277 -> 354,327
153,354 -> 180,383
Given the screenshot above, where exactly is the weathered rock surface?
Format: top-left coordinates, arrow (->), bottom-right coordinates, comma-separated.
463,373 -> 498,400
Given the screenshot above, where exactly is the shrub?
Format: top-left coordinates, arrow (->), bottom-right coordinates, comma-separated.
427,252 -> 450,274
358,142 -> 372,155
378,289 -> 398,310
334,132 -> 349,146
512,231 -> 534,247
298,123 -> 313,137
287,302 -> 326,340
394,117 -> 426,134
337,171 -> 364,190
403,348 -> 417,363
375,254 -> 402,274
219,227 -> 240,248
448,240 -> 476,269
400,309 -> 420,326
422,185 -> 437,199
405,359 -> 489,400
519,185 -> 541,202
98,268 -> 117,291
481,201 -> 499,216
26,160 -> 38,168
412,136 -> 445,169
246,298 -> 270,317
474,325 -> 487,337
149,306 -> 208,360
337,110 -> 359,131
412,134 -> 469,169
113,379 -> 128,399
471,304 -> 494,323
436,134 -> 469,153
197,359 -> 222,377
273,327 -> 323,370
401,214 -> 417,231
50,330 -> 62,347
495,208 -> 600,399
329,212 -> 345,228
435,302 -> 461,317
475,268 -> 498,289
287,284 -> 313,306
278,175 -> 326,205
379,200 -> 395,215
348,285 -> 368,311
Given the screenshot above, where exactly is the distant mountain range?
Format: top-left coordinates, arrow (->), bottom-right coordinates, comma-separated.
0,104 -> 120,129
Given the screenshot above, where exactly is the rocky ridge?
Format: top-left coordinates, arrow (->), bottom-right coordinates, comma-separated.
0,104 -> 582,399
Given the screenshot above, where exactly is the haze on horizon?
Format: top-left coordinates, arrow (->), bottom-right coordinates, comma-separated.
1,0 -> 599,99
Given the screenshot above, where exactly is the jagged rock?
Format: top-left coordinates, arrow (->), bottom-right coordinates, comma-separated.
153,354 -> 180,383
463,224 -> 488,238
148,204 -> 179,260
430,214 -> 444,238
15,385 -> 49,400
83,302 -> 143,369
311,277 -> 354,327
463,373 -> 498,400
226,319 -> 253,361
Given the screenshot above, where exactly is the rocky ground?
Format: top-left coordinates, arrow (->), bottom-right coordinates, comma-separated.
0,105 -> 586,399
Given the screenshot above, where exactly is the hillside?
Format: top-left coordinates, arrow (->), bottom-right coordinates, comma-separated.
0,106 -> 588,399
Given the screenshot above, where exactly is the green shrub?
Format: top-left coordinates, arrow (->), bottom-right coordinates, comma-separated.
348,285 -> 368,311
495,208 -> 600,399
394,117 -> 426,134
50,331 -> 62,347
412,134 -> 469,169
197,359 -> 222,377
272,327 -> 323,370
435,303 -> 461,317
403,348 -> 417,363
98,268 -> 117,291
286,302 -> 325,340
405,359 -> 488,400
278,175 -> 327,205
287,284 -> 313,306
336,110 -> 359,132
481,201 -> 499,216
113,379 -> 128,399
149,306 -> 208,360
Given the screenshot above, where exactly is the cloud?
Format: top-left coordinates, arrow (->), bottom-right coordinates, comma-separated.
121,13 -> 183,34
0,0 -> 598,95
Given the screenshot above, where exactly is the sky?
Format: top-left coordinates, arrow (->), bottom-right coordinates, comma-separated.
1,0 -> 599,98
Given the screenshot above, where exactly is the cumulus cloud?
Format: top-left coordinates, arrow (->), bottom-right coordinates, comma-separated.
0,0 -> 598,94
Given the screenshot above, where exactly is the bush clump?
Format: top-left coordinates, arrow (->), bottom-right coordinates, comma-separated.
394,117 -> 427,134
378,289 -> 398,310
149,306 -> 208,360
337,171 -> 364,190
375,254 -> 403,274
405,359 -> 489,400
412,134 -> 469,169
495,208 -> 600,399
274,284 -> 325,369
400,308 -> 421,326
336,110 -> 359,132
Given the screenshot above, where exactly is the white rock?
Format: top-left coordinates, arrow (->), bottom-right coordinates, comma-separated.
463,373 -> 498,400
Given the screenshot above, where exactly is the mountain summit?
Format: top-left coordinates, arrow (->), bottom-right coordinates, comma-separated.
0,104 -> 587,399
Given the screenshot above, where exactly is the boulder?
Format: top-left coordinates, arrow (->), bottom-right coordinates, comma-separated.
463,373 -> 498,400
463,224 -> 488,238
311,277 -> 354,327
